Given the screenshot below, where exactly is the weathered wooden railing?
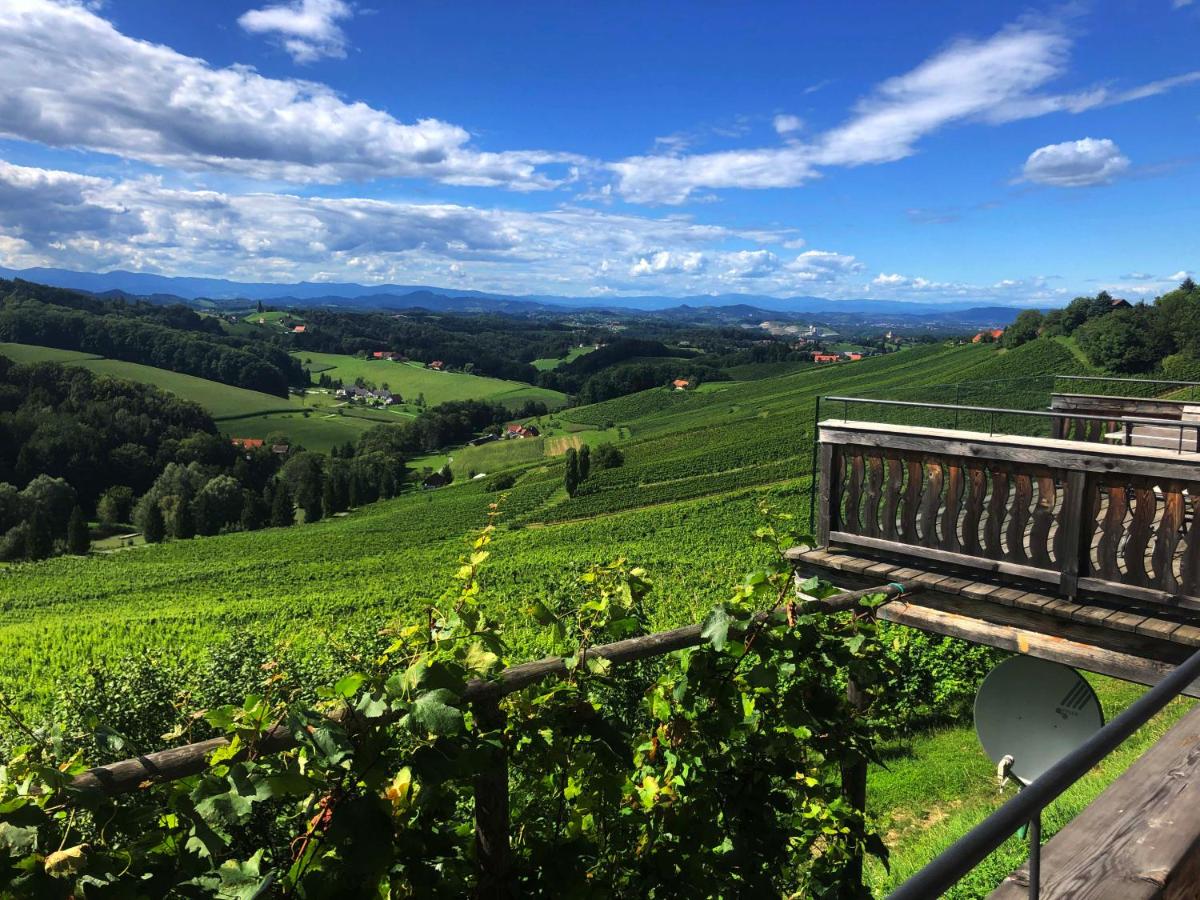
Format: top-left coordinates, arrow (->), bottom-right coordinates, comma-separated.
1050,392 -> 1200,449
817,419 -> 1200,610
66,582 -> 915,897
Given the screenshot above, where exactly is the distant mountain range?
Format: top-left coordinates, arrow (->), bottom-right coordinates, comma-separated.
0,264 -> 1028,326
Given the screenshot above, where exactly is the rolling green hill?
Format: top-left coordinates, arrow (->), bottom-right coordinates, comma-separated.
0,337 -> 1111,896
296,351 -> 569,409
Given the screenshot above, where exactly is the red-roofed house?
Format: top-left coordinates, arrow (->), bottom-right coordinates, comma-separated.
230,438 -> 264,449
812,353 -> 841,363
971,328 -> 1005,344
843,352 -> 863,361
428,360 -> 445,371
505,423 -> 540,439
672,379 -> 690,390
291,325 -> 306,334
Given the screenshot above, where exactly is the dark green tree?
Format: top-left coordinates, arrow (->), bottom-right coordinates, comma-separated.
140,501 -> 165,544
578,444 -> 591,481
304,492 -> 324,524
1000,309 -> 1043,349
564,448 -> 580,497
270,481 -> 294,528
66,505 -> 90,555
239,491 -> 269,531
26,507 -> 54,560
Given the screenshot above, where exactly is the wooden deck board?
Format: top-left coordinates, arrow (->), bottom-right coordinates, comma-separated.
990,705 -> 1200,900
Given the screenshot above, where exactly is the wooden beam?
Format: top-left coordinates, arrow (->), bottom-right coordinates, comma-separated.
69,583 -> 910,798
989,705 -> 1200,900
827,530 -> 1060,586
790,559 -> 1200,698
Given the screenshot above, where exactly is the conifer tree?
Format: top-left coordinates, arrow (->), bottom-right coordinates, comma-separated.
564,448 -> 580,497
142,503 -> 165,544
67,505 -> 90,555
270,481 -> 294,527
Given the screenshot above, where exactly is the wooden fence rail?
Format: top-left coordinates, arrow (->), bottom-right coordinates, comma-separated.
66,581 -> 916,898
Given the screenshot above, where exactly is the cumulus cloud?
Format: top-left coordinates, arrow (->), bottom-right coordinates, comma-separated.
1021,138 -> 1130,187
0,158 -> 850,295
773,114 -> 804,135
0,0 -> 582,188
872,273 -> 907,285
239,0 -> 353,63
610,24 -> 1199,203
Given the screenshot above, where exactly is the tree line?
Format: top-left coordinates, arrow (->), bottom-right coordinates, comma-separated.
0,280 -> 305,397
1002,278 -> 1200,375
0,356 -> 408,561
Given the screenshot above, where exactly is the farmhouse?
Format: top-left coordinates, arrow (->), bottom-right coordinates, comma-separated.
422,471 -> 449,489
672,378 -> 690,390
971,328 -> 1005,343
811,353 -> 841,363
504,423 -> 540,439
230,437 -> 264,450
428,360 -> 445,371
842,352 -> 863,361
291,325 -> 307,334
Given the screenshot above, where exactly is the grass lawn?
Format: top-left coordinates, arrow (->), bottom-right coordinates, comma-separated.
866,674 -> 1193,897
531,345 -> 597,371
243,310 -> 301,327
0,342 -> 103,364
296,352 -> 568,410
0,342 -> 302,418
221,410 -> 384,453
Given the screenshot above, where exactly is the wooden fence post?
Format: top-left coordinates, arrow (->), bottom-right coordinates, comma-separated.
474,697 -> 511,899
841,674 -> 868,893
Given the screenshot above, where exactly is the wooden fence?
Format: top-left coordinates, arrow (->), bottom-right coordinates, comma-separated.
817,420 -> 1200,612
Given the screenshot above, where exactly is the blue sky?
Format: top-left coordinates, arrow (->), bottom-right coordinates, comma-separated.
0,0 -> 1196,304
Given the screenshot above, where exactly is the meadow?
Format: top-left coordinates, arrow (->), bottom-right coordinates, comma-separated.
0,337 -> 1131,896
295,351 -> 569,409
531,344 -> 596,370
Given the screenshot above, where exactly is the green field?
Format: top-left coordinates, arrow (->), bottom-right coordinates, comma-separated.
531,345 -> 597,371
0,342 -> 302,419
297,351 -> 568,409
0,337 -> 1122,896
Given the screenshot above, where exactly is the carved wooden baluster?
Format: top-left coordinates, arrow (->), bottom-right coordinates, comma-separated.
919,460 -> 944,548
1179,495 -> 1200,597
833,448 -> 847,531
1006,472 -> 1033,564
1151,482 -> 1185,594
1080,479 -> 1101,578
1073,417 -> 1086,442
900,456 -> 923,545
1096,482 -> 1128,582
983,468 -> 1010,560
881,454 -> 903,542
962,465 -> 986,556
1123,485 -> 1157,587
844,451 -> 865,534
942,461 -> 964,553
863,455 -> 884,539
1029,474 -> 1056,568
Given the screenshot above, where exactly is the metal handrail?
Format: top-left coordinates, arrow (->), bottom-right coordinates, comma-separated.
821,395 -> 1200,433
1055,374 -> 1200,390
888,644 -> 1200,899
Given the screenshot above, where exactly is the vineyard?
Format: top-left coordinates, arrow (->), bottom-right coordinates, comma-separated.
0,337 -> 1125,896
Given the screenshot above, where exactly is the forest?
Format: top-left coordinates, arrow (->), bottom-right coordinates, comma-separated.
1002,277 -> 1200,376
0,280 -> 305,396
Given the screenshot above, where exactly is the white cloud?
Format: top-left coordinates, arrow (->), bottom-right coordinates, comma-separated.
785,250 -> 865,281
0,0 -> 582,188
873,272 -> 907,285
609,23 -> 1199,203
773,114 -> 804,135
1174,0 -> 1194,8
1170,270 -> 1193,280
629,251 -> 707,277
238,0 -> 353,63
1021,138 -> 1130,187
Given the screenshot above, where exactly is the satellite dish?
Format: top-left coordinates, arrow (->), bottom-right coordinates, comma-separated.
974,656 -> 1104,786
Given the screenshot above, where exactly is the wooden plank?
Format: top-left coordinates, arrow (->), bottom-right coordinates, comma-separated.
1058,470 -> 1088,598
919,460 -> 945,548
844,449 -> 865,534
828,531 -> 1060,586
984,468 -> 1009,560
1076,576 -> 1200,613
1180,495 -> 1200,596
1097,483 -> 1128,582
882,453 -> 904,543
1007,473 -> 1033,564
990,705 -> 1200,900
863,454 -> 884,539
962,464 -> 987,557
943,461 -> 965,553
901,457 -> 923,544
816,443 -> 834,547
1124,486 -> 1158,588
1152,486 -> 1185,594
1030,475 -> 1057,568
